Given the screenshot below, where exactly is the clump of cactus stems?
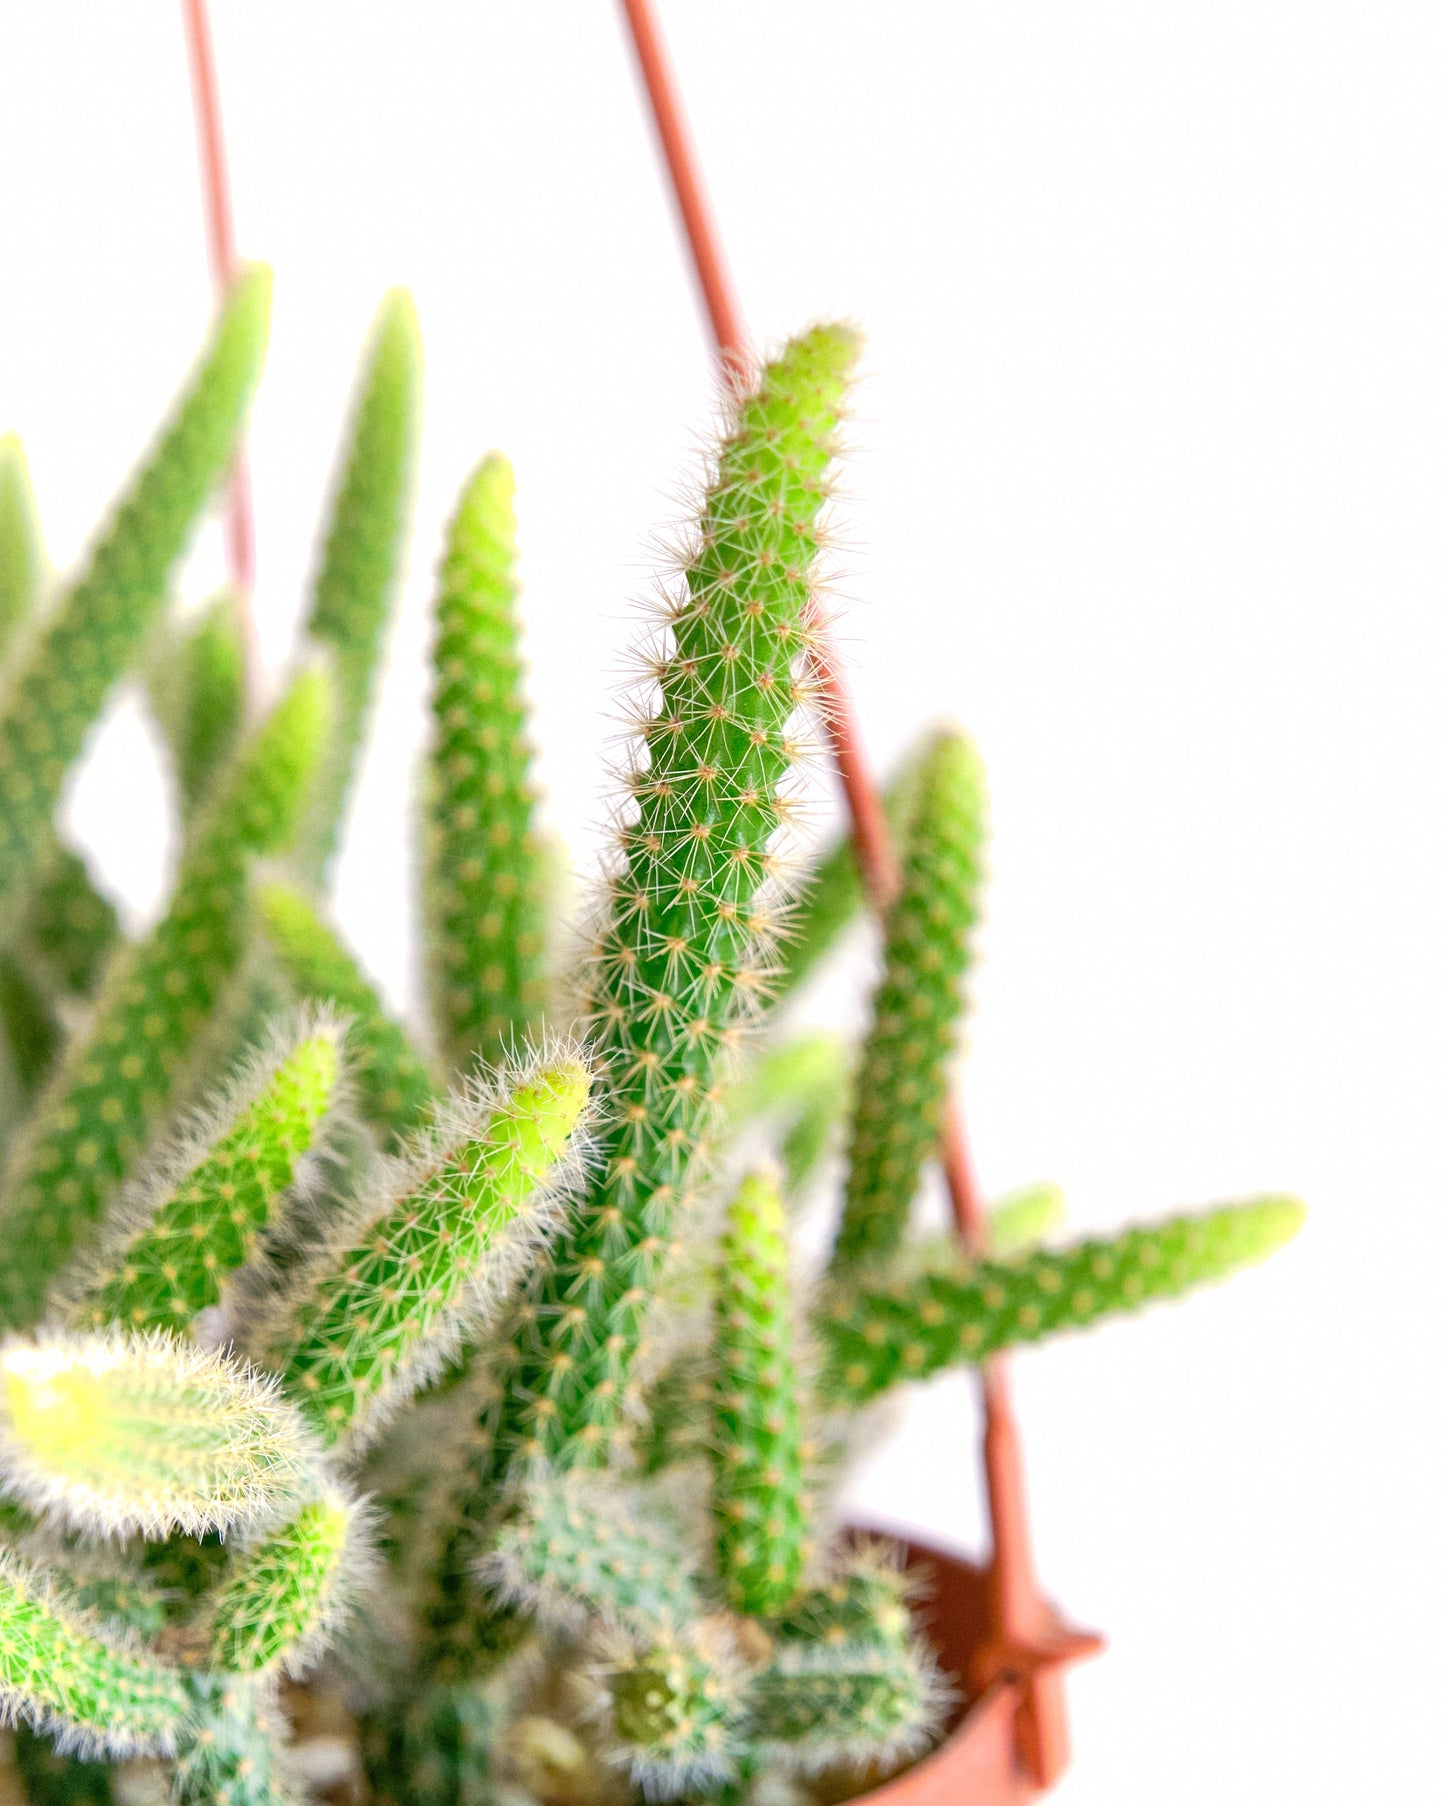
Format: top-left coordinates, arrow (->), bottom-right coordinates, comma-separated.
0,275 -> 1303,1806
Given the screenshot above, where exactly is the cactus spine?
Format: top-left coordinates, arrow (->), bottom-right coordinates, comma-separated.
299,290 -> 421,877
0,270 -> 271,935
711,1171 -> 807,1618
252,880 -> 436,1149
821,1196 -> 1307,1407
426,455 -> 547,1072
831,729 -> 987,1273
0,666 -> 331,1330
68,1018 -> 342,1335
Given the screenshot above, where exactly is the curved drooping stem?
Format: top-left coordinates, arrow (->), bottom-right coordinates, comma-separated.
613,3 -> 1082,1786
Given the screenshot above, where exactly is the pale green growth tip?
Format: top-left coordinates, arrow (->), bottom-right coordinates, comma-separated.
0,1330 -> 316,1541
67,1014 -> 343,1336
0,431 -> 45,651
207,1489 -> 358,1677
461,450 -> 515,544
505,1059 -> 592,1168
989,1182 -> 1065,1256
263,1049 -> 592,1450
731,1166 -> 786,1242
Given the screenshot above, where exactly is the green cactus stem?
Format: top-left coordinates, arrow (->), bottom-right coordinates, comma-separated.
711,1170 -> 807,1619
639,1354 -> 713,1476
0,1330 -> 316,1541
0,270 -> 271,936
258,1053 -> 590,1450
206,1488 -> 360,1677
600,1621 -> 744,1802
17,846 -> 121,1004
11,1723 -> 117,1806
820,1196 -> 1307,1407
488,322 -> 858,1482
0,956 -> 61,1098
66,1016 -> 342,1336
173,1679 -> 294,1806
298,289 -> 421,877
0,1552 -> 191,1758
147,593 -> 247,820
362,1681 -> 502,1806
252,879 -> 435,1149
0,847 -> 122,1106
769,1544 -> 915,1650
0,664 -> 331,1330
0,432 -> 45,654
830,729 -> 988,1274
425,454 -> 547,1073
773,742 -> 926,1002
481,1472 -> 698,1636
39,1567 -> 169,1646
746,1638 -> 945,1777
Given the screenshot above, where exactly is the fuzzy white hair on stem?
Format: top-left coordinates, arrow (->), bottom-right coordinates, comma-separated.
0,1327 -> 322,1542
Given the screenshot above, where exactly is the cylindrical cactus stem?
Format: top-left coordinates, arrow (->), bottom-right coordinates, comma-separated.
297,289 -> 422,879
206,1487 -> 362,1678
0,1551 -> 191,1759
0,432 -> 45,653
255,1052 -> 591,1451
173,1679 -> 295,1806
596,1619 -> 747,1802
820,1195 -> 1307,1407
16,845 -> 121,1002
0,1329 -> 317,1541
64,1014 -> 343,1336
425,454 -> 547,1073
252,880 -> 436,1150
711,1170 -> 808,1619
0,268 -> 272,935
745,1638 -> 946,1778
146,591 -> 247,820
774,741 -> 927,1002
488,323 -> 859,1482
361,1680 -> 503,1806
0,845 -> 122,1105
479,1471 -> 699,1637
640,1352 -> 714,1475
830,728 -> 988,1276
0,955 -> 61,1099
0,663 -> 332,1330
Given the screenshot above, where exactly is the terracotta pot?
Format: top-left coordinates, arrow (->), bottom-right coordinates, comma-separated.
847,1539 -> 1039,1806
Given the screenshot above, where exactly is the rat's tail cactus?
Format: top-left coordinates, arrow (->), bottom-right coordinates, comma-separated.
0,277 -> 1302,1806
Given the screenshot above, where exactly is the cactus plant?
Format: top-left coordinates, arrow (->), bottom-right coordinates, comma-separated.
0,283 -> 1303,1806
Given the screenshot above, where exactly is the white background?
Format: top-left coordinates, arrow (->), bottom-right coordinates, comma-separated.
2,4 -> 1441,1800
